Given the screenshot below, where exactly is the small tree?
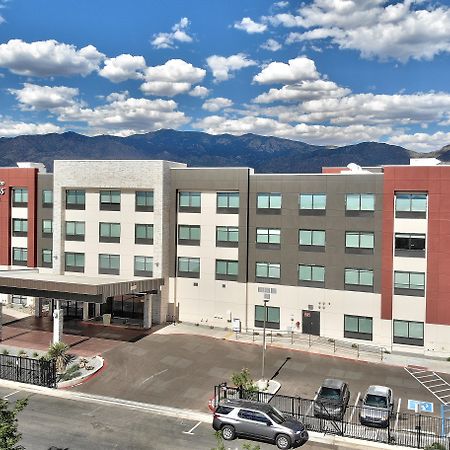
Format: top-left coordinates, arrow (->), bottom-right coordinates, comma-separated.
0,398 -> 28,450
47,342 -> 71,374
231,368 -> 258,392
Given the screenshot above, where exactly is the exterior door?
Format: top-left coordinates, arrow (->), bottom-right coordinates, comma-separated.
302,310 -> 320,336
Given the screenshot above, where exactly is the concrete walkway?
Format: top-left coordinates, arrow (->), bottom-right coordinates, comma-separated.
157,322 -> 450,374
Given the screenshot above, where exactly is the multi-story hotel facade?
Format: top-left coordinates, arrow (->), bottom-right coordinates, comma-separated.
0,158 -> 449,357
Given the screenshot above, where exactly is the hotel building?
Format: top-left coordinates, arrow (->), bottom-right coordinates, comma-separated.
0,158 -> 449,356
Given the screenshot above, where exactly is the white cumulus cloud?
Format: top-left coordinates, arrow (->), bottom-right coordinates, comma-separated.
9,83 -> 80,111
388,131 -> 450,153
0,119 -> 62,137
151,17 -> 193,49
253,56 -> 319,84
260,39 -> 282,52
99,54 -> 146,83
189,85 -> 210,98
0,39 -> 104,77
202,97 -> 233,112
234,17 -> 267,33
206,53 -> 257,82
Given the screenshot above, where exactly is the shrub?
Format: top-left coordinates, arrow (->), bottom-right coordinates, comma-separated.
59,364 -> 81,382
47,342 -> 71,374
425,443 -> 446,450
1,349 -> 9,355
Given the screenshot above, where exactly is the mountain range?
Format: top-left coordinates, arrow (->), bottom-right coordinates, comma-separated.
0,129 -> 448,173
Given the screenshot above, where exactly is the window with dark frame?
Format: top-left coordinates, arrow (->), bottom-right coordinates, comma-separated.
100,190 -> 121,211
178,225 -> 200,245
344,268 -> 374,290
393,320 -> 424,346
64,252 -> 85,272
135,191 -> 154,211
217,192 -> 239,213
65,221 -> 85,241
177,257 -> 200,278
299,193 -> 326,210
298,264 -> 325,285
256,228 -> 281,245
345,193 -> 375,212
134,256 -> 153,276
394,271 -> 425,296
65,190 -> 85,209
135,224 -> 154,244
216,226 -> 239,247
98,253 -> 120,275
12,219 -> 28,236
254,305 -> 280,330
42,219 -> 53,237
395,233 -> 426,257
42,249 -> 52,267
345,231 -> 374,253
99,222 -> 121,243
256,193 -> 282,211
344,315 -> 373,340
42,190 -> 53,207
178,192 -> 201,212
395,193 -> 427,218
215,259 -> 238,281
12,188 -> 28,207
12,247 -> 27,265
255,262 -> 280,280
298,229 -> 325,247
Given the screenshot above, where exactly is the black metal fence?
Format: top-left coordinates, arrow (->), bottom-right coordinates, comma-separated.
0,354 -> 57,388
214,383 -> 450,449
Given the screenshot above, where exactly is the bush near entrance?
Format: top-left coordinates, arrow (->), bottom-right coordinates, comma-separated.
0,398 -> 28,450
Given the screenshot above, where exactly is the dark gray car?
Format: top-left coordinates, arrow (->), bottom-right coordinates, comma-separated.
212,398 -> 308,449
313,378 -> 350,420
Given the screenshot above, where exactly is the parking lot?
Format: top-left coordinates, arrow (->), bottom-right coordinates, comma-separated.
74,332 -> 447,420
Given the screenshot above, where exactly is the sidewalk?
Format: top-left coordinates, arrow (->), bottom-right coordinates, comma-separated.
156,322 -> 450,375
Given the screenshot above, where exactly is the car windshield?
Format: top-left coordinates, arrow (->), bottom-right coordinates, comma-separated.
365,394 -> 388,408
266,407 -> 285,425
319,387 -> 341,401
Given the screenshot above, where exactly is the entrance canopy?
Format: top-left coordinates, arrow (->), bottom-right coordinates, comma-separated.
0,270 -> 163,303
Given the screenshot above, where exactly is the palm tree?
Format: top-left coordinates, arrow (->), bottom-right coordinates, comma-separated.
47,342 -> 71,374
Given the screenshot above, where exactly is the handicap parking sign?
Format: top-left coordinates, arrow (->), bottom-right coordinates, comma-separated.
407,399 -> 434,413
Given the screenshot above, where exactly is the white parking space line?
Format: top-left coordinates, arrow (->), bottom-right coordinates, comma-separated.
140,369 -> 168,385
394,397 -> 401,431
3,390 -> 20,399
182,421 -> 202,435
349,392 -> 361,422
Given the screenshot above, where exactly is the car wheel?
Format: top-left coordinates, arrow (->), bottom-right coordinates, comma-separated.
221,424 -> 235,441
276,433 -> 292,449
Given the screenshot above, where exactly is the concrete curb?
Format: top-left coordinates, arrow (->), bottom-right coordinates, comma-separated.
57,355 -> 104,389
0,378 -> 413,450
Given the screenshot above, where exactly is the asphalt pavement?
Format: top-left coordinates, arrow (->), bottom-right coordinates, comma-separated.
0,385 -> 343,450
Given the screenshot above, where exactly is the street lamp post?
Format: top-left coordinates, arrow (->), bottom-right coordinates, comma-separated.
261,298 -> 269,386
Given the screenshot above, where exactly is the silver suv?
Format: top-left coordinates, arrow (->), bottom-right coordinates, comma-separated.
359,385 -> 394,428
212,398 -> 309,449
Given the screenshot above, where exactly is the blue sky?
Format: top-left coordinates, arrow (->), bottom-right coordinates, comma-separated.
1,0 -> 450,151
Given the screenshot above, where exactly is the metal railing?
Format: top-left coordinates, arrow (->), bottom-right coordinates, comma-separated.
214,384 -> 450,449
0,354 -> 57,388
243,328 -> 386,361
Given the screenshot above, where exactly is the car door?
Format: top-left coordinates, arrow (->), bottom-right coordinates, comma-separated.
250,410 -> 274,441
237,409 -> 265,439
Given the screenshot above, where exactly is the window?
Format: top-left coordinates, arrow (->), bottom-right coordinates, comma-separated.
177,257 -> 200,278
42,190 -> 53,207
216,226 -> 239,247
256,262 -> 280,280
178,192 -> 201,212
65,252 -> 85,272
395,233 -> 426,257
298,264 -> 325,285
99,253 -> 120,275
394,271 -> 425,296
345,232 -> 374,253
299,193 -> 326,211
99,222 -> 121,243
255,305 -> 280,330
178,225 -> 200,245
66,190 -> 85,210
12,188 -> 28,207
42,219 -> 53,237
393,320 -> 424,346
215,259 -> 238,281
135,224 -> 154,244
12,219 -> 27,236
100,190 -> 121,211
256,193 -> 282,211
12,247 -> 27,265
11,295 -> 27,306
395,193 -> 427,218
134,256 -> 153,277
217,192 -> 239,213
135,191 -> 154,212
345,268 -> 374,291
256,228 -> 281,246
345,193 -> 375,212
65,221 -> 85,241
344,315 -> 373,341
42,249 -> 52,268
299,229 -> 325,248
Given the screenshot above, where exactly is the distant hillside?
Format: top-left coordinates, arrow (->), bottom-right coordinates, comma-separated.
0,129 -> 432,173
